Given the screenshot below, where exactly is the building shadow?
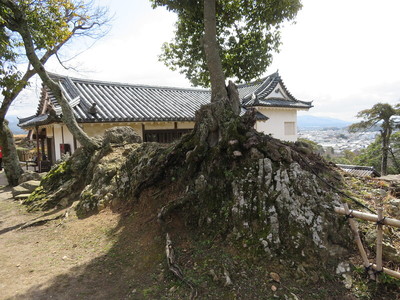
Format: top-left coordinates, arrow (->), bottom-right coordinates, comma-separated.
5,209 -> 167,300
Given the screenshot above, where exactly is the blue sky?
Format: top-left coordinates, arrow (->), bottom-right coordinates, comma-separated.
9,0 -> 400,121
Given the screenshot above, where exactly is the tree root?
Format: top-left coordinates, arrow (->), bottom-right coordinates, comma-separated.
165,233 -> 198,299
18,210 -> 67,230
158,197 -> 198,298
157,196 -> 191,223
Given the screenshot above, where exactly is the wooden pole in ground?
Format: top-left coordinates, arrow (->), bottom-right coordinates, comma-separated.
371,264 -> 400,280
375,206 -> 384,280
35,126 -> 41,173
342,203 -> 375,280
334,207 -> 400,228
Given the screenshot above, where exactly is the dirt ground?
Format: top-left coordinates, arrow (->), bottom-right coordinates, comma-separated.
1,169 -> 399,299
0,171 -> 165,300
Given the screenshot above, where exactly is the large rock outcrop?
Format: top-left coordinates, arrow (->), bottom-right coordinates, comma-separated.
24,125 -> 351,268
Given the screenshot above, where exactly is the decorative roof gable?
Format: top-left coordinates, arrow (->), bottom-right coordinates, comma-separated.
240,71 -> 313,109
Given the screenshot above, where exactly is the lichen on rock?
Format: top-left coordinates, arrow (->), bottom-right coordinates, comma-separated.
22,124 -> 351,270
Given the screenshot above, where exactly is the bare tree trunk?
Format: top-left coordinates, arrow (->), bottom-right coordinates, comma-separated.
203,0 -> 240,115
0,1 -> 96,179
17,30 -> 99,151
4,0 -> 99,151
0,71 -> 36,183
0,121 -> 24,186
193,0 -> 242,147
186,0 -> 244,147
203,0 -> 227,103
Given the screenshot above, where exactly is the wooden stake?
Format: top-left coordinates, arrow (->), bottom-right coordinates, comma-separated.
376,207 -> 384,276
334,207 -> 400,228
35,126 -> 41,172
342,203 -> 375,280
371,264 -> 400,280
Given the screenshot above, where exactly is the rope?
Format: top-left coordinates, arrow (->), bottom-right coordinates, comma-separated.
365,264 -> 373,273
376,216 -> 387,226
373,268 -> 384,276
345,210 -> 354,220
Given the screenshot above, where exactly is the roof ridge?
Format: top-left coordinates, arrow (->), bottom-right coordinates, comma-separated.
336,164 -> 376,170
236,71 -> 279,89
49,72 -> 285,94
48,72 -> 210,93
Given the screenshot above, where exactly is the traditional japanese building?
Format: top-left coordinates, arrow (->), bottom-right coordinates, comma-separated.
19,71 -> 312,166
336,164 -> 381,177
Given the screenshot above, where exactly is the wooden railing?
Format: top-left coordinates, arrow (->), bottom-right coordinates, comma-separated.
335,203 -> 400,280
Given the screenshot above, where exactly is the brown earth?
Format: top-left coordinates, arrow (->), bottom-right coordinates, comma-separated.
0,171 -> 165,300
1,168 -> 399,299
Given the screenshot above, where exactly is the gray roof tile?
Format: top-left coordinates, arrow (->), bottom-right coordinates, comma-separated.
240,72 -> 313,109
20,72 -> 310,128
337,164 -> 381,177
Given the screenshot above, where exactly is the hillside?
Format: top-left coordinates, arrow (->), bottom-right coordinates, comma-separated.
5,115 -> 25,134
298,115 -> 352,130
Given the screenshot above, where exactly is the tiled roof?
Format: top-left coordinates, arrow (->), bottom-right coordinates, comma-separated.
18,114 -> 57,128
48,73 -> 213,123
19,71 -> 310,128
240,72 -> 313,109
337,164 -> 381,177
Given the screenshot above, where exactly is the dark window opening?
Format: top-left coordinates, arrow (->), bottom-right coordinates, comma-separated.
143,129 -> 192,143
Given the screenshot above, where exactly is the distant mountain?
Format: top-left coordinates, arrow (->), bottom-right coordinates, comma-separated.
298,115 -> 352,130
5,115 -> 25,134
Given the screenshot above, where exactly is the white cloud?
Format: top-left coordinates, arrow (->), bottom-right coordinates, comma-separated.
269,0 -> 400,121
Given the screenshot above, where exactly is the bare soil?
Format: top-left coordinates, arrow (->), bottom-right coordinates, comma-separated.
0,171 -> 164,300
0,171 -> 350,300
1,169 -> 399,299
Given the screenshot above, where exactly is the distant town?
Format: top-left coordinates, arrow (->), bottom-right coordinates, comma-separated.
299,128 -> 378,153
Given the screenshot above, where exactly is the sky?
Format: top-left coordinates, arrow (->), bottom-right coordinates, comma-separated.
8,0 -> 400,122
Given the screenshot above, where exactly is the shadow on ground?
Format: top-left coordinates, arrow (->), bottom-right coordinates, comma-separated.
6,210 -> 166,300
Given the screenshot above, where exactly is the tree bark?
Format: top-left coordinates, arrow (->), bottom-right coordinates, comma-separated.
203,0 -> 227,103
202,0 -> 240,115
193,0 -> 242,147
0,1 -> 101,181
18,30 -> 99,151
3,0 -> 99,151
0,121 -> 24,186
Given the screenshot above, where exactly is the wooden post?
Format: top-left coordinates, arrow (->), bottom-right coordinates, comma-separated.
342,203 -> 375,280
61,125 -> 65,146
375,206 -> 384,279
371,264 -> 400,280
334,207 -> 400,228
35,126 -> 41,173
335,204 -> 400,281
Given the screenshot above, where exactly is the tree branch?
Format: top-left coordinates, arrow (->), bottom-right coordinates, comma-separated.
4,0 -> 99,150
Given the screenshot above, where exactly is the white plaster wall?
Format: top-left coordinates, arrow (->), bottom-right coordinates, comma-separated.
50,111 -> 302,161
53,125 -> 62,160
255,108 -> 298,142
82,123 -> 142,138
144,122 -> 174,130
51,121 -> 196,160
53,124 -> 75,160
177,122 -> 195,129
